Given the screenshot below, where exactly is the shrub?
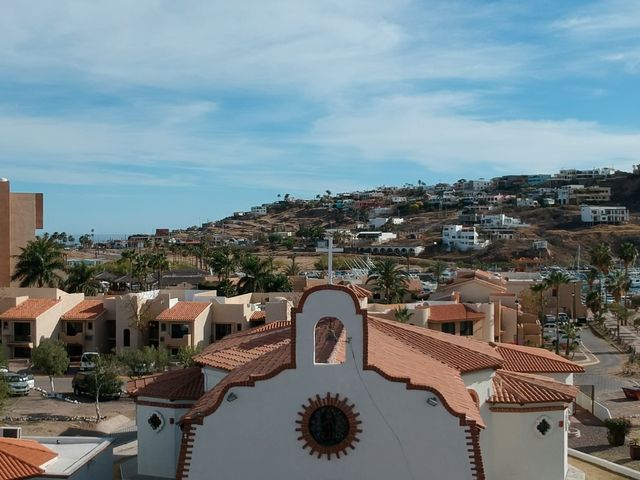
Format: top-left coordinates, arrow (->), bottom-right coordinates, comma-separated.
604,418 -> 631,446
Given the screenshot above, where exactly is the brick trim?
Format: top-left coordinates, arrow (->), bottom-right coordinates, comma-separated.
136,399 -> 195,409
295,392 -> 362,460
490,405 -> 566,413
176,424 -> 196,480
466,422 -> 486,480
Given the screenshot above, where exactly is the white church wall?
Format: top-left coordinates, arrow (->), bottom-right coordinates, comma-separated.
185,288 -> 477,480
203,367 -> 228,391
461,369 -> 495,405
137,402 -> 190,478
484,408 -> 568,480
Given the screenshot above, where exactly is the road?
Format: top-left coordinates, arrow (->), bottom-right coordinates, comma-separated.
574,326 -> 634,400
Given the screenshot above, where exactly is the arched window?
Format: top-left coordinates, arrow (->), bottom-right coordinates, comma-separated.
314,317 -> 346,364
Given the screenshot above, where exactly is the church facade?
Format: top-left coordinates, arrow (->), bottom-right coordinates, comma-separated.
131,285 -> 583,480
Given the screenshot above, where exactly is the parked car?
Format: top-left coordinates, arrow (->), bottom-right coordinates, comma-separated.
552,334 -> 582,347
544,315 -> 556,324
557,313 -> 569,322
80,352 -> 100,371
72,371 -> 123,400
1,372 -> 30,396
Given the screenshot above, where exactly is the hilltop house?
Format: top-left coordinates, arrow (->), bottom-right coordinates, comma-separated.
581,205 -> 629,225
442,225 -> 489,252
129,285 -> 582,480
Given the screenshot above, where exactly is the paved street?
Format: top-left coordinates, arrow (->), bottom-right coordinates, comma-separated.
574,327 -> 635,401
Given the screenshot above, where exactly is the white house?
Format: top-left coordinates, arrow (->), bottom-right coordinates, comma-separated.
250,206 -> 267,216
442,225 -> 489,251
480,214 -> 527,228
355,231 -> 397,244
130,285 -> 582,480
580,205 -> 629,225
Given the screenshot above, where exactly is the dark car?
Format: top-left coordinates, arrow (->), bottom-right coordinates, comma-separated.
72,372 -> 123,400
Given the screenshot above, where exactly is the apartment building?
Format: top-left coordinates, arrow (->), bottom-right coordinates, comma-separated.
0,179 -> 44,287
555,167 -> 614,182
0,289 -> 83,358
557,185 -> 611,205
154,301 -> 212,355
60,300 -> 108,357
441,225 -> 489,251
581,205 -> 629,224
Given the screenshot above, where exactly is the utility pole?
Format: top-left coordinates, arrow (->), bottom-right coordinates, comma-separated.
327,234 -> 334,285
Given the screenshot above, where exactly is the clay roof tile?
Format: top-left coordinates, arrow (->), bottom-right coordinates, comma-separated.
0,299 -> 59,320
60,300 -> 105,320
156,302 -> 210,322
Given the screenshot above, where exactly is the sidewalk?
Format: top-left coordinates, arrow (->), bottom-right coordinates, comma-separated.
601,311 -> 640,354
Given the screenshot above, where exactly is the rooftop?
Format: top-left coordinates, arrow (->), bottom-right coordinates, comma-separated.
426,304 -> 486,323
0,438 -> 57,480
0,299 -> 59,320
156,301 -> 210,322
60,299 -> 105,320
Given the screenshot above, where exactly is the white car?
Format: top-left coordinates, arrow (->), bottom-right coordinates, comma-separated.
80,352 -> 100,371
1,372 -> 30,396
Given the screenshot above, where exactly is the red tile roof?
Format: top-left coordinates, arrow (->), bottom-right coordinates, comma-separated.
0,438 -> 57,480
249,311 -> 266,321
0,299 -> 59,320
427,304 -> 486,323
496,343 -> 585,374
489,371 -> 578,405
129,367 -> 204,401
156,302 -> 210,322
60,300 -> 105,320
368,316 -> 503,373
344,284 -> 371,299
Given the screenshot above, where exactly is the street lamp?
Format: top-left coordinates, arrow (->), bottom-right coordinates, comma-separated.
571,288 -> 576,322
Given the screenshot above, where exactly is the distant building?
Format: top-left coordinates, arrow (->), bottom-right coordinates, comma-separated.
355,231 -> 397,244
557,185 -> 611,205
525,174 -> 552,185
442,225 -> 489,251
555,167 -> 614,182
250,206 -> 267,216
463,179 -> 492,192
581,205 -> 629,225
0,179 -> 44,287
516,198 -> 539,208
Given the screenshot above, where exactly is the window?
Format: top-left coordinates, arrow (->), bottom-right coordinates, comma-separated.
460,321 -> 474,336
237,324 -> 242,332
66,322 -> 83,335
215,323 -> 233,341
171,323 -> 189,339
87,322 -> 93,331
441,322 -> 455,334
315,317 -> 346,364
161,323 -> 166,332
123,329 -> 130,347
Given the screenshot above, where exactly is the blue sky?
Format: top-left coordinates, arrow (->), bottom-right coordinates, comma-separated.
2,1 -> 640,234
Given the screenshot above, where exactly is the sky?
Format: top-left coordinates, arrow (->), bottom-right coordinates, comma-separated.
2,1 -> 640,235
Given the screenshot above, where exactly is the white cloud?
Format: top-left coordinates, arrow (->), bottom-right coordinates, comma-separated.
308,95 -> 640,175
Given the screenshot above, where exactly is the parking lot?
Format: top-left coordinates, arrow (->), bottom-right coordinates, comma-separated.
2,361 -> 136,436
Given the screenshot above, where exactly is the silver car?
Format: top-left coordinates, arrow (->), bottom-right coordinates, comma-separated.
1,372 -> 30,396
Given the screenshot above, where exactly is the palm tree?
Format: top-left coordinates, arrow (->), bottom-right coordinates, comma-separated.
394,307 -> 413,323
530,282 -> 548,322
545,271 -> 571,355
149,251 -> 169,288
11,237 -> 65,287
430,261 -> 448,284
366,259 -> 408,304
585,267 -> 599,292
264,274 -> 293,292
120,249 -> 137,278
585,290 -> 603,322
619,242 -> 638,308
65,263 -> 101,295
283,255 -> 301,276
560,322 -> 580,358
238,255 -> 273,293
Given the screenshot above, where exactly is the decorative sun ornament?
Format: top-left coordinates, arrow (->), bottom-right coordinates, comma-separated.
296,392 -> 362,460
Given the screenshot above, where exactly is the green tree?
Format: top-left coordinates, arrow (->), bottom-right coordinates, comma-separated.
530,282 -> 549,322
31,339 -> 70,392
85,355 -> 122,422
120,249 -> 137,277
430,261 -> 448,284
11,237 -> 65,287
585,290 -> 604,322
366,259 -> 408,304
608,270 -> 631,317
148,251 -> 169,288
177,345 -> 204,368
560,323 -> 580,358
394,307 -> 413,323
208,246 -> 239,282
609,303 -> 629,341
619,242 -> 638,279
118,346 -> 168,378
283,256 -> 301,276
65,263 -> 101,295
545,271 -> 571,354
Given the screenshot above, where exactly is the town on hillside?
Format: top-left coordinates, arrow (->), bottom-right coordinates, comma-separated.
2,167 -> 640,480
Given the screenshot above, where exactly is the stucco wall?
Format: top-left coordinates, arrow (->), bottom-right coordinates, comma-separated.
137,402 -> 191,478
484,408 -> 568,480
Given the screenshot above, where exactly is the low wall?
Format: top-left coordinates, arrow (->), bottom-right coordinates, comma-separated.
569,448 -> 640,480
575,391 -> 612,421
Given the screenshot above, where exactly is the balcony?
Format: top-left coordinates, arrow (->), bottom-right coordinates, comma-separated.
164,334 -> 192,348
60,332 -> 84,345
8,335 -> 33,347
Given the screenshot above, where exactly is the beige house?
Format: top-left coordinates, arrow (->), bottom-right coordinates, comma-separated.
0,179 -> 44,287
155,301 -> 212,354
434,270 -> 543,345
59,299 -> 108,357
0,292 -> 83,358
